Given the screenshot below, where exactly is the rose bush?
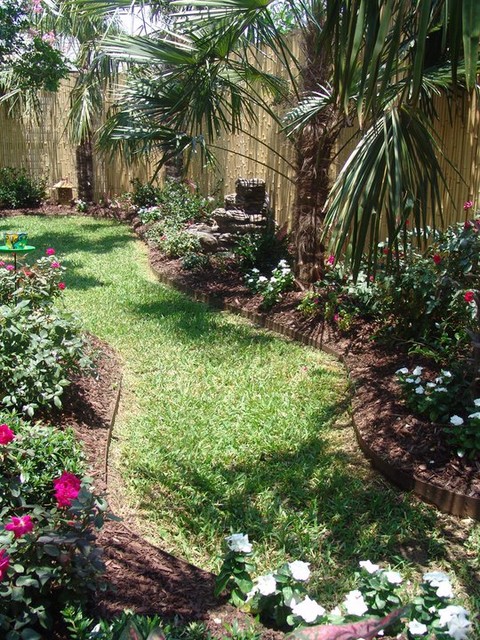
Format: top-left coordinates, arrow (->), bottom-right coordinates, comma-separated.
0,413 -> 111,639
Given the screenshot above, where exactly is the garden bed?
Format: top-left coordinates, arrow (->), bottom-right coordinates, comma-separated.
141,239 -> 480,515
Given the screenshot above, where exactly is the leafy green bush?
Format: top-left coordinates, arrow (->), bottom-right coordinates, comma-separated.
0,167 -> 46,209
131,178 -> 162,208
147,223 -> 201,259
182,252 -> 210,271
0,416 -> 109,639
0,250 -> 92,416
135,179 -> 211,226
234,227 -> 291,273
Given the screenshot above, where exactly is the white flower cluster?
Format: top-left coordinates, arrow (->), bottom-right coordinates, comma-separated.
395,366 -> 452,396
225,533 -> 252,553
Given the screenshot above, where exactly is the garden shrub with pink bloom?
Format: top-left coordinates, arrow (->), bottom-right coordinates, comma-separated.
0,249 -> 92,416
0,412 -> 111,639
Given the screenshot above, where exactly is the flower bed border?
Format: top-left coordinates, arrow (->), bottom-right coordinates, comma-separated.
149,262 -> 480,521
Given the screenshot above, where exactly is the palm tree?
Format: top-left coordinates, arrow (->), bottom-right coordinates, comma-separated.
82,0 -> 479,280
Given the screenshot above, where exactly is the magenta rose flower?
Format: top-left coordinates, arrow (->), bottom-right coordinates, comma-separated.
0,549 -> 9,582
50,261 -> 60,269
0,424 -> 15,445
5,264 -> 14,272
464,291 -> 475,303
464,201 -> 473,210
57,282 -> 66,290
5,515 -> 34,538
53,471 -> 81,508
432,254 -> 441,265
46,248 -> 56,256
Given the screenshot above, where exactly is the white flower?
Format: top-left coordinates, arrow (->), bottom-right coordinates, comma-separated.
251,268 -> 259,273
256,573 -> 276,596
474,398 -> 480,407
384,570 -> 403,585
436,387 -> 448,392
449,415 -> 464,426
406,377 -> 415,383
423,571 -> 453,598
343,589 -> 368,617
415,386 -> 425,395
396,367 -> 409,375
270,277 -> 277,283
288,560 -> 311,581
278,259 -> 288,268
291,596 -> 326,623
427,382 -> 437,388
438,605 -> 471,640
435,376 -> 444,384
258,276 -> 268,283
467,412 -> 480,420
441,370 -> 453,378
457,450 -> 465,458
359,560 -> 380,574
412,366 -> 424,376
329,606 -> 341,617
408,620 -> 428,636
415,377 -> 422,384
225,533 -> 252,553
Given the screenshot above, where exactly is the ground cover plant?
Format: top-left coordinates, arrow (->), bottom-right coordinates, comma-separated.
2,215 -> 478,635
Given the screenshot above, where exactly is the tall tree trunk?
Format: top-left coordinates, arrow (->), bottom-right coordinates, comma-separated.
294,23 -> 339,283
75,135 -> 94,202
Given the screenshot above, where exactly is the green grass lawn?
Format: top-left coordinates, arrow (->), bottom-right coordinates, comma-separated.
2,215 -> 479,616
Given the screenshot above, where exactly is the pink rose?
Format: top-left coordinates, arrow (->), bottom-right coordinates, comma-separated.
5,515 -> 34,538
54,472 -> 81,508
50,261 -> 60,269
464,291 -> 475,303
464,220 -> 473,230
57,282 -> 66,290
5,265 -> 14,272
0,424 -> 15,445
326,255 -> 335,266
46,248 -> 55,256
0,549 -> 10,582
464,201 -> 473,210
432,254 -> 441,265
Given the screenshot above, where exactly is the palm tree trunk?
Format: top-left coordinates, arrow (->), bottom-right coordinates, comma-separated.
293,22 -> 339,283
75,135 -> 94,202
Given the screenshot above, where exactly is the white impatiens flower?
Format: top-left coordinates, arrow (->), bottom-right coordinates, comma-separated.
396,367 -> 409,375
467,412 -> 480,420
412,366 -> 424,376
225,533 -> 252,553
359,560 -> 380,574
441,370 -> 453,378
406,377 -> 415,383
384,570 -> 403,585
435,376 -> 444,384
292,596 -> 326,623
415,386 -> 425,395
343,589 -> 368,617
408,620 -> 428,636
449,415 -> 464,426
256,573 -> 277,596
427,382 -> 437,388
436,387 -> 448,392
474,398 -> 480,407
288,560 -> 311,581
258,276 -> 268,283
423,571 -> 453,598
438,605 -> 471,640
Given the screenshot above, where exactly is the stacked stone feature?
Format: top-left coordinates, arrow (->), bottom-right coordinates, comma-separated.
187,178 -> 271,252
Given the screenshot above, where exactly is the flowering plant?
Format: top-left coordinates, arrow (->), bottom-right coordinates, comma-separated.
446,398 -> 480,458
395,366 -> 465,423
245,260 -> 294,310
214,534 -> 256,606
0,414 -> 112,638
216,536 -> 473,637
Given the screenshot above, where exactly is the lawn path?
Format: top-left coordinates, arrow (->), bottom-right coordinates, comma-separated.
4,215 -> 478,613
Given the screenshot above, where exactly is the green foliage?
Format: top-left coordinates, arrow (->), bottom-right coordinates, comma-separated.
182,252 -> 210,271
245,259 -> 294,310
0,167 -> 45,209
0,252 -> 92,416
233,228 -> 290,273
148,224 -> 201,259
9,36 -> 68,92
135,179 -> 211,226
0,416 -> 109,639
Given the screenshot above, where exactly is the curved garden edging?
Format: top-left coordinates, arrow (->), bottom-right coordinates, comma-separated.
148,259 -> 480,521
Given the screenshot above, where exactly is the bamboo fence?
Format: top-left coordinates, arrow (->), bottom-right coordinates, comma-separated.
0,56 -> 479,230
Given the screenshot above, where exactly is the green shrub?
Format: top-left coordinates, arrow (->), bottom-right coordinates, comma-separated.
130,178 -> 162,208
147,223 -> 201,259
0,167 -> 46,209
0,250 -> 92,416
233,226 -> 291,273
135,179 -> 211,225
182,252 -> 210,271
0,416 -> 109,639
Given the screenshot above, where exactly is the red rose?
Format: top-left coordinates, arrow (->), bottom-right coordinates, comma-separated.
432,254 -> 442,265
53,471 -> 81,508
464,291 -> 475,303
